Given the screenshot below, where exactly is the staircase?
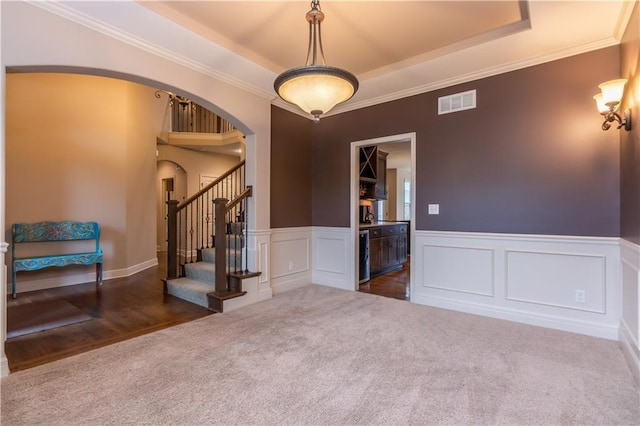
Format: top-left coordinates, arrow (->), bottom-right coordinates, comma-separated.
164,161 -> 260,312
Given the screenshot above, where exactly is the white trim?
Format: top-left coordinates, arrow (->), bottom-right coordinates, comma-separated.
7,257 -> 158,295
619,317 -> 640,385
325,40 -> 621,119
312,227 -> 353,291
28,1 -> 629,124
619,238 -> 640,384
420,230 -> 620,246
0,357 -> 8,378
271,227 -> 312,294
413,230 -> 621,340
26,0 -> 273,100
614,0 -> 636,41
412,292 -> 619,340
504,249 -> 607,314
349,133 -> 417,293
247,229 -> 273,300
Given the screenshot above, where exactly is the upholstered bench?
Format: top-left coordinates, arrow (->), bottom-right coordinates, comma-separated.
11,221 -> 103,298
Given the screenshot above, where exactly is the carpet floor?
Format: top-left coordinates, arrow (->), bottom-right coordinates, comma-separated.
1,284 -> 638,425
6,299 -> 93,339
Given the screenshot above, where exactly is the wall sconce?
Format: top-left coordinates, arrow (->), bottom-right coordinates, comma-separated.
593,79 -> 632,131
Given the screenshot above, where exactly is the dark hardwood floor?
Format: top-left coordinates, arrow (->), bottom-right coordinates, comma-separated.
5,255 -> 409,372
5,255 -> 213,372
358,258 -> 410,301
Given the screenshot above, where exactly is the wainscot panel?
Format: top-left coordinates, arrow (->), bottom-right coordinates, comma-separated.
620,239 -> 640,384
270,227 -> 312,294
248,229 -> 273,301
422,245 -> 494,297
312,227 -> 354,291
506,250 -> 605,313
413,231 -> 620,340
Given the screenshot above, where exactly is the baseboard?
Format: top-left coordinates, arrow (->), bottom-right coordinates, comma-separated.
7,257 -> 159,295
412,293 -> 619,340
259,286 -> 273,301
0,355 -> 9,378
620,312 -> 640,386
272,275 -> 311,295
105,258 -> 158,280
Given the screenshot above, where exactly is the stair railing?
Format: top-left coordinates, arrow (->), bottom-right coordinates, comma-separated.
166,160 -> 248,284
213,185 -> 251,293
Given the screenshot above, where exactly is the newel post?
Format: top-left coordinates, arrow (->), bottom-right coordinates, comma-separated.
167,200 -> 179,279
214,198 -> 228,293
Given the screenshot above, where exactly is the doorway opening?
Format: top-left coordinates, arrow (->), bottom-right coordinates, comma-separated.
350,133 -> 416,302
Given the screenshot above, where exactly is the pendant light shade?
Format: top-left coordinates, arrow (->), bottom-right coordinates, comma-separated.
274,0 -> 358,121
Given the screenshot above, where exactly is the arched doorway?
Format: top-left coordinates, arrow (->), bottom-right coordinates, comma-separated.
157,160 -> 188,252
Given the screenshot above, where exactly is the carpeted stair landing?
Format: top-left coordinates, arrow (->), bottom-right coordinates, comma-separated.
166,242 -> 243,308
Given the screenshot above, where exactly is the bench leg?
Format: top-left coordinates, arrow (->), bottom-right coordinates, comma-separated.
96,263 -> 103,290
12,269 -> 17,299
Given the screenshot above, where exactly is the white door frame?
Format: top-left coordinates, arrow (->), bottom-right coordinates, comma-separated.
349,132 -> 417,298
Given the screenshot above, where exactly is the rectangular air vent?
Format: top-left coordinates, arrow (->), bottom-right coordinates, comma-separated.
438,90 -> 476,115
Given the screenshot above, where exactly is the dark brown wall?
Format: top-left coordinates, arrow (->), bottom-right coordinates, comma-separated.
620,3 -> 640,244
270,105 -> 313,228
311,46 -> 621,236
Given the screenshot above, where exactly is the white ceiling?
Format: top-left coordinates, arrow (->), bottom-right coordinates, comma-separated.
32,0 -> 630,159
36,0 -> 633,119
141,1 -> 527,79
139,0 -> 632,116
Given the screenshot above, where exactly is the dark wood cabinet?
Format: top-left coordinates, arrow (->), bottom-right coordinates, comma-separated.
367,223 -> 408,277
359,146 -> 378,182
369,237 -> 382,274
359,146 -> 387,200
374,151 -> 388,200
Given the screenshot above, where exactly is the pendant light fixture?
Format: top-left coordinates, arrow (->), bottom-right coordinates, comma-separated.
274,0 -> 359,121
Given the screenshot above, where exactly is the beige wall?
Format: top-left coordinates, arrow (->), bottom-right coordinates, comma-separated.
6,73 -> 162,287
156,145 -> 240,200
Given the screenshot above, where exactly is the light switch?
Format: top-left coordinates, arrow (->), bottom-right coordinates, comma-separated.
428,204 -> 439,215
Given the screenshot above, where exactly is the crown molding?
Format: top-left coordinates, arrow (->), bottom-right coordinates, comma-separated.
614,0 -> 636,41
325,37 -> 621,119
26,1 -> 625,123
26,0 -> 274,101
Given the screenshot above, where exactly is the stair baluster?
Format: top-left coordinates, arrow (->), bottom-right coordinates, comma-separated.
165,161 -> 251,302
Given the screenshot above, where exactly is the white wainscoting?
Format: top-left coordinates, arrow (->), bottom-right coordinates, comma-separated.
312,227 -> 354,291
248,229 -> 273,301
270,227 -> 312,294
413,231 -> 621,340
620,239 -> 640,384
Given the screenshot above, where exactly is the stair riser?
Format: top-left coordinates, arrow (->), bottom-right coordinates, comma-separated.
184,263 -> 215,282
166,279 -> 211,308
201,249 -> 243,265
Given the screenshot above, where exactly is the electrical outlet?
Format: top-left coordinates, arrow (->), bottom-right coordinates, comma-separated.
428,204 -> 440,215
288,261 -> 294,271
575,289 -> 586,304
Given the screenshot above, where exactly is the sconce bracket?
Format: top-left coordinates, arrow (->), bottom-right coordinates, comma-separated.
601,108 -> 632,132
622,109 -> 632,131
